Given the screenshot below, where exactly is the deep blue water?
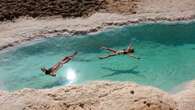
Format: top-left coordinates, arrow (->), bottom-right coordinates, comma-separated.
0,22 -> 195,91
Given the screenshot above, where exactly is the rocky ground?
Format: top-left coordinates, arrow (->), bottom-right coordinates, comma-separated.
0,81 -> 177,110
0,0 -> 195,51
0,0 -> 138,21
0,81 -> 195,110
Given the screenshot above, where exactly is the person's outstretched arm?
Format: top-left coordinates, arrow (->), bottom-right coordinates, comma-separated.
127,43 -> 132,50
98,53 -> 117,59
100,47 -> 117,53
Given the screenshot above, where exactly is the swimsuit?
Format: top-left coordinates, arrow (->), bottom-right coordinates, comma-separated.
123,51 -> 128,54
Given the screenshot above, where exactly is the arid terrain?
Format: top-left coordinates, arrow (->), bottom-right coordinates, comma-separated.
0,81 -> 195,110
0,0 -> 195,51
0,0 -> 138,21
0,0 -> 195,110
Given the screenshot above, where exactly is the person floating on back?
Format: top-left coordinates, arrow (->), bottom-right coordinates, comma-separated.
41,52 -> 78,77
98,44 -> 140,59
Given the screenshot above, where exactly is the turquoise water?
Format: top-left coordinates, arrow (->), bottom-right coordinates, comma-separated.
0,22 -> 195,91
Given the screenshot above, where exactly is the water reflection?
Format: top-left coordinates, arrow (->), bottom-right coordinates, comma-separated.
41,68 -> 77,88
65,68 -> 77,84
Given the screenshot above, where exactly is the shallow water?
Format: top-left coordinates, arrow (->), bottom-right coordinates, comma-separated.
0,22 -> 195,91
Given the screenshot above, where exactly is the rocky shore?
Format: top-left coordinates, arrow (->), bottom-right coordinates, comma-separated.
0,81 -> 195,110
0,0 -> 138,21
0,0 -> 195,51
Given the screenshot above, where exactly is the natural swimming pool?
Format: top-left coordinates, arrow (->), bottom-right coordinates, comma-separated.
0,22 -> 195,91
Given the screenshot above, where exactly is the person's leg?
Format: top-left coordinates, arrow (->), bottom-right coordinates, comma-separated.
61,52 -> 77,62
101,47 -> 117,53
62,57 -> 68,62
61,58 -> 71,64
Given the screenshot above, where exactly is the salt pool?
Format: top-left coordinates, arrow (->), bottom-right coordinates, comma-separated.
0,22 -> 195,91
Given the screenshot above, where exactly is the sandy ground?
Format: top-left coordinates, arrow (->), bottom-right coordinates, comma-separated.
0,0 -> 195,50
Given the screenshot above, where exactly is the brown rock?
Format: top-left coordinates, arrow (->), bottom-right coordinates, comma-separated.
0,0 -> 138,21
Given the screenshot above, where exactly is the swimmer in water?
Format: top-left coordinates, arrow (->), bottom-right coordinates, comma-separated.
98,44 -> 140,59
41,52 -> 78,77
